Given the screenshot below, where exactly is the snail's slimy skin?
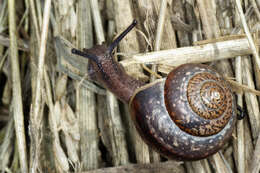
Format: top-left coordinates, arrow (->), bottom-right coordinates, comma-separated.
129,69 -> 236,160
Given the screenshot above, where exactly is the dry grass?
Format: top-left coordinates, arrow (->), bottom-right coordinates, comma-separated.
0,0 -> 260,173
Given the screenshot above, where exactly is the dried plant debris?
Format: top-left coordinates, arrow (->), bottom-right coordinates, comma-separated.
0,0 -> 259,172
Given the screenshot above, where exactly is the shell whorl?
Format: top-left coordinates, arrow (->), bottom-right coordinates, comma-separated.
164,64 -> 234,137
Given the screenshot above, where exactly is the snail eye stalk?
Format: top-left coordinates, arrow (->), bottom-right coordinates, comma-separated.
71,48 -> 99,63
107,19 -> 137,54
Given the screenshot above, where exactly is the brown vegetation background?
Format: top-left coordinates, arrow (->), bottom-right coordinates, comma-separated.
0,0 -> 260,173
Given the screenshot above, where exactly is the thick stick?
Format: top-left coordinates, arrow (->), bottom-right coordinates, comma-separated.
8,0 -> 28,172
77,0 -> 99,170
121,37 -> 252,67
80,160 -> 184,173
29,0 -> 51,172
235,56 -> 245,173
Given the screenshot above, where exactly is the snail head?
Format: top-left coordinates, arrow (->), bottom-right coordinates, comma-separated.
71,19 -> 138,63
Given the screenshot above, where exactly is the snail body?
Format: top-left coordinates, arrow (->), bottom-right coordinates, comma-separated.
72,20 -> 237,161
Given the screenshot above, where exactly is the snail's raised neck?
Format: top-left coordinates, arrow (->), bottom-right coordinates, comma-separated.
71,19 -> 144,103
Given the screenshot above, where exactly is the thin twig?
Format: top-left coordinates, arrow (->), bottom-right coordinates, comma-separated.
249,0 -> 260,22
250,132 -> 260,173
154,0 -> 167,51
235,0 -> 260,74
151,0 -> 167,81
28,0 -> 40,45
90,0 -> 105,44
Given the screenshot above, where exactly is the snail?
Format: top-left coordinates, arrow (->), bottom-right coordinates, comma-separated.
71,20 -> 245,161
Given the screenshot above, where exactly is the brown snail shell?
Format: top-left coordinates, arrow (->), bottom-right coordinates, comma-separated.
129,64 -> 236,160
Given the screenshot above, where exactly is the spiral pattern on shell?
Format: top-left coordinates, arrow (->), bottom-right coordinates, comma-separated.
164,64 -> 233,137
